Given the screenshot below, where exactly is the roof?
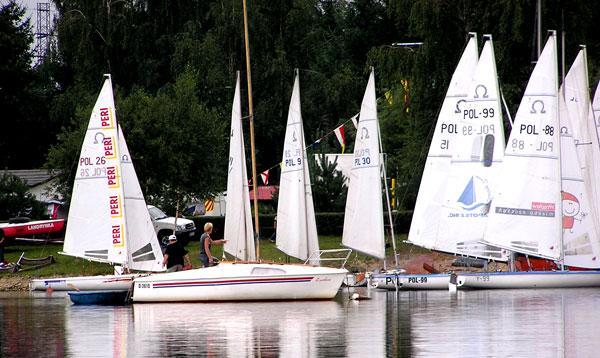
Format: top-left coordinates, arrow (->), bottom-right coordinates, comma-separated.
249,186 -> 278,201
2,169 -> 61,187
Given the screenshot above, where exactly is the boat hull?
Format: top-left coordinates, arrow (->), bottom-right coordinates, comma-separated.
370,273 -> 449,290
68,290 -> 130,305
456,271 -> 600,289
132,263 -> 347,302
29,274 -> 138,291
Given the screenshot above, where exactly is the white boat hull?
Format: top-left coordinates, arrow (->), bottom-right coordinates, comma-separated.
132,263 -> 347,302
29,274 -> 138,291
370,273 -> 449,290
456,271 -> 600,289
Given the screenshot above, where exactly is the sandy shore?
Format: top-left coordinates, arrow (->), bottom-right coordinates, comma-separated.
0,277 -> 30,291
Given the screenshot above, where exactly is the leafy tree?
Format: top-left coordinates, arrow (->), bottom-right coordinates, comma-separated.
47,70 -> 227,214
309,153 -> 347,212
0,174 -> 46,219
0,2 -> 54,169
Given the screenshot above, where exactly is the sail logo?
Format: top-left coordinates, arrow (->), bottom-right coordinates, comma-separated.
103,137 -> 117,160
107,166 -> 120,188
109,195 -> 123,218
99,107 -> 114,128
495,202 -> 555,217
457,176 -> 491,211
112,224 -> 125,247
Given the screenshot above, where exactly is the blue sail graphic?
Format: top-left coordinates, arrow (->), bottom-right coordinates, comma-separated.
458,177 -> 476,206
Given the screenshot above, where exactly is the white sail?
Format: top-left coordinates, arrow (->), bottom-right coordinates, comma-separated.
408,35 -> 480,254
276,71 -> 320,264
117,125 -> 165,271
593,81 -> 600,139
560,48 -> 600,268
63,76 -> 128,265
437,36 -> 507,261
558,87 -> 600,268
342,70 -> 385,259
224,73 -> 256,261
482,33 -> 561,260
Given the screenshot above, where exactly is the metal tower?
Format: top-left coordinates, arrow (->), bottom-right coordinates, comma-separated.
33,2 -> 51,66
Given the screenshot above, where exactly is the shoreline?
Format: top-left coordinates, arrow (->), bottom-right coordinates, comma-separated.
3,251 -> 501,292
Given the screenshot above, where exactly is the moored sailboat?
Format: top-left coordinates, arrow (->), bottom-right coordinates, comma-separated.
30,75 -> 165,292
131,73 -> 347,302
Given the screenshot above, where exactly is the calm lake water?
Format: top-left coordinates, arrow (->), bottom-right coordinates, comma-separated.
2,287 -> 600,357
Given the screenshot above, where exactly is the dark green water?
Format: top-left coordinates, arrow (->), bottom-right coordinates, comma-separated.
1,288 -> 599,357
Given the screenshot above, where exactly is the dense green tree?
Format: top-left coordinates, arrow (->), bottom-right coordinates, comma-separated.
309,153 -> 347,212
47,70 -> 226,213
5,0 -> 597,214
0,2 -> 56,169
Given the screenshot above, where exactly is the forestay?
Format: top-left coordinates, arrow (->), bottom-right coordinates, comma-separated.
482,33 -> 561,260
342,70 -> 385,259
224,72 -> 256,261
63,76 -> 129,265
408,34 -> 478,254
276,71 -> 320,264
438,37 -> 507,261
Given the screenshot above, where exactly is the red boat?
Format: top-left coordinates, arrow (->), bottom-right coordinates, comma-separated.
0,219 -> 65,240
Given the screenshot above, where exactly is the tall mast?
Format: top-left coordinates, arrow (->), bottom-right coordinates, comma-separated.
242,0 -> 261,259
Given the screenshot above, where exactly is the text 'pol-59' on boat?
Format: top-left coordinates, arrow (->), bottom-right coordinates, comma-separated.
131,72 -> 348,302
29,75 -> 166,294
455,31 -> 600,289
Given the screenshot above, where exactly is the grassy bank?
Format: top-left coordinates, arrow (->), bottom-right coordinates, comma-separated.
1,234 -> 426,290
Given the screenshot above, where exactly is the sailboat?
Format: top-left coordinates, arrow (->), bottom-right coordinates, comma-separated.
455,32 -> 600,289
372,34 -> 509,290
276,69 -> 320,265
131,73 -> 347,302
29,75 -> 165,292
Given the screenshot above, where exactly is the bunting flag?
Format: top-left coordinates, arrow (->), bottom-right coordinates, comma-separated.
260,169 -> 269,185
401,79 -> 410,113
384,90 -> 393,105
350,113 -> 359,129
334,124 -> 346,153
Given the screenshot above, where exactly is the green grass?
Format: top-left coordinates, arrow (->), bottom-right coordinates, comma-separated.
1,233 -> 424,279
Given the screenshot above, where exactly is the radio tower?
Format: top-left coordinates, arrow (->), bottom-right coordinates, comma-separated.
33,2 -> 51,66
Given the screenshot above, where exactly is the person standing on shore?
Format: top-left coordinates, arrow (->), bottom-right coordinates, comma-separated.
199,222 -> 227,267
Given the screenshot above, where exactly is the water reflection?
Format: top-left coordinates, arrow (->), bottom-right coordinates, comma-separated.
2,288 -> 600,357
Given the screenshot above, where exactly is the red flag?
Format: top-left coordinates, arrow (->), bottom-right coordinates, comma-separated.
334,124 -> 346,153
260,169 -> 269,185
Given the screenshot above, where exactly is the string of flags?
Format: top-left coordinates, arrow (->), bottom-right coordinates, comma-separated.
333,124 -> 346,153
250,94 -> 388,186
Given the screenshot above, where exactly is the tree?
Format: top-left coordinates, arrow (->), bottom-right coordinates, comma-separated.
309,153 -> 347,212
47,70 -> 227,213
0,173 -> 46,219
